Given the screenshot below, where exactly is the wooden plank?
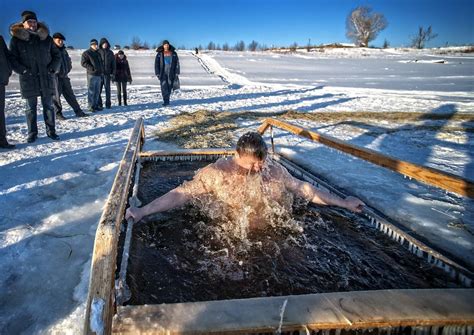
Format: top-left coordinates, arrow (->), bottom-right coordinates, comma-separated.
84,119 -> 145,335
112,289 -> 474,334
140,149 -> 235,158
258,118 -> 474,198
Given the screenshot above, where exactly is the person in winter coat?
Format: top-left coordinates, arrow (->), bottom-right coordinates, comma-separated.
81,39 -> 103,112
9,10 -> 61,143
98,37 -> 115,109
52,32 -> 87,120
0,35 -> 15,149
154,40 -> 180,106
113,50 -> 132,106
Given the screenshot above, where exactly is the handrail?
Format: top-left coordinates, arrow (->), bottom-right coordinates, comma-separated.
84,118 -> 145,335
258,118 -> 474,198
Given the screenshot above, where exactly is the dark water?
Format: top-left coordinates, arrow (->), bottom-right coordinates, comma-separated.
126,160 -> 459,305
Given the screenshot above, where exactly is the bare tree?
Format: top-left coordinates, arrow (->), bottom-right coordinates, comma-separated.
216,44 -> 221,50
142,41 -> 150,50
346,6 -> 387,47
234,40 -> 245,51
289,42 -> 298,51
222,42 -> 230,51
411,26 -> 438,49
248,40 -> 259,51
131,36 -> 141,50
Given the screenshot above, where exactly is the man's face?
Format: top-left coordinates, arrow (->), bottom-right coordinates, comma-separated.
235,154 -> 265,174
163,43 -> 170,51
54,38 -> 63,47
91,44 -> 98,50
23,19 -> 37,32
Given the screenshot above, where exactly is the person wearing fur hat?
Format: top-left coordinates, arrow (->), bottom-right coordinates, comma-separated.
9,10 -> 62,143
113,50 -> 132,106
81,39 -> 104,112
154,40 -> 180,106
52,32 -> 87,120
98,38 -> 115,109
0,35 -> 15,149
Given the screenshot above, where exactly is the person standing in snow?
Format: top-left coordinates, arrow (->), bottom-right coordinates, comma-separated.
154,40 -> 180,106
9,10 -> 61,143
0,35 -> 15,149
113,50 -> 132,106
51,32 -> 87,120
81,39 -> 103,112
98,38 -> 115,109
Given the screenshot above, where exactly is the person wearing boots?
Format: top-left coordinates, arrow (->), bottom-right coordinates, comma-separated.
98,38 -> 115,109
81,39 -> 103,112
154,40 -> 180,106
9,10 -> 61,143
0,35 -> 15,149
113,50 -> 132,106
52,32 -> 87,120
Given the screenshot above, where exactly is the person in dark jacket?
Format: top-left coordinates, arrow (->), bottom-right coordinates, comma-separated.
0,35 -> 15,149
81,39 -> 103,112
52,32 -> 87,120
98,37 -> 115,109
9,10 -> 61,143
154,40 -> 180,106
113,50 -> 132,106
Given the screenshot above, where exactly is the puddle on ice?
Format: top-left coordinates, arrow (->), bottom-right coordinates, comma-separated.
126,159 -> 461,305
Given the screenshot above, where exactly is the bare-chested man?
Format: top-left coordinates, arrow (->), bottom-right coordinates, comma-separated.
125,132 -> 365,227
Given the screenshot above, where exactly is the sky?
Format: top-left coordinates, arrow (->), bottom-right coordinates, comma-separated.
1,0 -> 473,49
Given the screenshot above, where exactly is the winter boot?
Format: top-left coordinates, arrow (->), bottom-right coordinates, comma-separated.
56,112 -> 67,121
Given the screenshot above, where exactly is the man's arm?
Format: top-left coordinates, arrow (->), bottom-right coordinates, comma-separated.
285,174 -> 365,213
125,187 -> 191,223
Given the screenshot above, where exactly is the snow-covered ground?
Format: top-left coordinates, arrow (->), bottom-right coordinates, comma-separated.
0,47 -> 473,333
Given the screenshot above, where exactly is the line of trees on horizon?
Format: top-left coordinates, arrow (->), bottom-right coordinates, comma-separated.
108,6 -> 460,52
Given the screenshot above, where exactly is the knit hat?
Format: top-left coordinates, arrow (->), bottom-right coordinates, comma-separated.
117,50 -> 124,55
53,32 -> 66,41
21,10 -> 37,23
162,40 -> 170,45
90,39 -> 98,45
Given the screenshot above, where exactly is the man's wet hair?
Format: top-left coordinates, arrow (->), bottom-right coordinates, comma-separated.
236,132 -> 267,160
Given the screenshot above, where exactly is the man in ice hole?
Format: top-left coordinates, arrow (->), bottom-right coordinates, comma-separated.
125,132 -> 365,228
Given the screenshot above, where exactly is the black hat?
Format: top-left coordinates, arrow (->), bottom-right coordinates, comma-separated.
90,39 -> 98,45
162,40 -> 170,45
22,10 -> 37,23
117,50 -> 124,55
53,32 -> 66,41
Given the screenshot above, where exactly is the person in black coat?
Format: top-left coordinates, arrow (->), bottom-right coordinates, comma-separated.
52,32 -> 87,120
0,35 -> 15,149
98,37 -> 115,109
81,39 -> 103,112
113,50 -> 132,106
9,10 -> 61,143
154,40 -> 180,106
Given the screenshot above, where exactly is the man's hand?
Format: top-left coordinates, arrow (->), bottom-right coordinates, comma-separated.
125,206 -> 144,223
343,196 -> 365,213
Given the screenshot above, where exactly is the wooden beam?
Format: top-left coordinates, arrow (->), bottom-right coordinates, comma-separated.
258,118 -> 474,198
112,289 -> 474,334
140,149 -> 235,158
84,119 -> 145,335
